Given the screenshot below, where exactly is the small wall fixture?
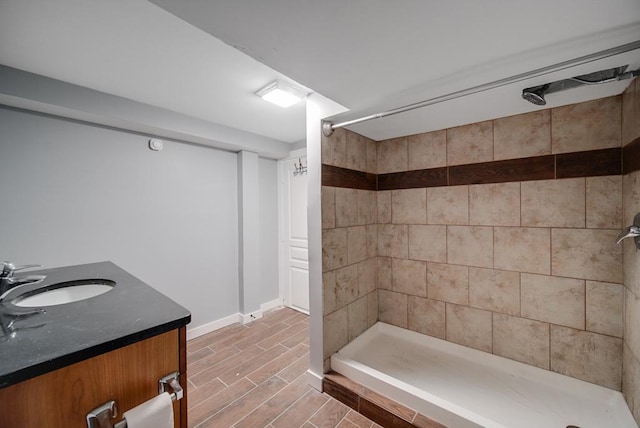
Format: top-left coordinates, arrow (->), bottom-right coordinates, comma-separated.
617,213 -> 640,250
256,80 -> 305,108
293,158 -> 307,176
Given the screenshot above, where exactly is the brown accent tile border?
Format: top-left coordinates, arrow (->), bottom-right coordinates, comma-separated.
449,155 -> 554,185
360,398 -> 417,428
323,372 -> 447,428
323,376 -> 359,410
623,136 -> 640,174
322,164 -> 377,190
378,168 -> 447,190
557,147 -> 621,178
323,147 -> 625,191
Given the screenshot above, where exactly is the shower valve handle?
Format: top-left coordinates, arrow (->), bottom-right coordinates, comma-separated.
616,225 -> 640,245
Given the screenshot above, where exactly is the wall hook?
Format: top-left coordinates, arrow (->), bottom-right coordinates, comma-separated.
293,158 -> 307,176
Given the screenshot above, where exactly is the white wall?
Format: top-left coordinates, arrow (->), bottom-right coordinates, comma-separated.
0,106 -> 244,329
259,157 -> 280,304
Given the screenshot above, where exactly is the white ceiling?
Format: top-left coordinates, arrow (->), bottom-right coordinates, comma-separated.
0,0 -> 309,144
1,0 -> 640,147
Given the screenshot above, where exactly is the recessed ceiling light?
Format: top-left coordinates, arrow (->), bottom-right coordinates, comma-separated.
256,80 -> 306,108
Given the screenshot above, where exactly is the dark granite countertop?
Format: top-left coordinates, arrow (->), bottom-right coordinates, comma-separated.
0,261 -> 191,388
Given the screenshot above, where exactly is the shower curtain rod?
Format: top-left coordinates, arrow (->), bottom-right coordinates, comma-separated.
322,39 -> 640,136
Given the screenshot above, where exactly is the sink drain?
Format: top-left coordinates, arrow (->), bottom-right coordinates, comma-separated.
567,425 -> 581,428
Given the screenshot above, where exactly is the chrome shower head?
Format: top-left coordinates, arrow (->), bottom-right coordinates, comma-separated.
522,84 -> 549,106
521,65 -> 639,106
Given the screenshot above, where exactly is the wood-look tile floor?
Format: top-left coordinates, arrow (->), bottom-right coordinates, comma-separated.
187,307 -> 380,428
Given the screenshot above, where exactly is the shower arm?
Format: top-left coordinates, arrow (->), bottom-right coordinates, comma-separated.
322,39 -> 640,136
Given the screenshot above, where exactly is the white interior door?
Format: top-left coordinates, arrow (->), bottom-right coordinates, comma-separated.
279,155 -> 309,313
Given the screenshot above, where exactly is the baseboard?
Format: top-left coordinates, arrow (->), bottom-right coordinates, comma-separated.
186,299 -> 285,338
186,312 -> 241,340
241,310 -> 263,324
306,369 -> 324,392
261,298 -> 283,313
241,299 -> 283,324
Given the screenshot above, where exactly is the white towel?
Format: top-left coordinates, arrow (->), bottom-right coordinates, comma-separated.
123,392 -> 174,428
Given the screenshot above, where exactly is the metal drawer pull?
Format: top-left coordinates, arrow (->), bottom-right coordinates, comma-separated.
86,372 -> 182,428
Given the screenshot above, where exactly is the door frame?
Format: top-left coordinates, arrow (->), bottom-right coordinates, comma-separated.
278,148 -> 309,313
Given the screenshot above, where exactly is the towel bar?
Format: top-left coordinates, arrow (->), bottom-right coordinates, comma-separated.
86,371 -> 182,428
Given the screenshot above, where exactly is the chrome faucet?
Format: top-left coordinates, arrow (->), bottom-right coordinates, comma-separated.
0,262 -> 45,297
0,262 -> 47,339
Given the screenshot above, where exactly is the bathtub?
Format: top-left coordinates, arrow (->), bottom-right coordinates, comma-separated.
331,322 -> 636,428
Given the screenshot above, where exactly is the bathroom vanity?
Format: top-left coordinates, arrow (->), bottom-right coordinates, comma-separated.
0,262 -> 191,428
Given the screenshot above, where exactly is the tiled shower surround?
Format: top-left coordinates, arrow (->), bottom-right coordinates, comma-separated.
322,80 -> 640,423
623,78 -> 640,422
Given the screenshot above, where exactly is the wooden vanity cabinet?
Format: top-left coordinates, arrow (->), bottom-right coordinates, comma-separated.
0,327 -> 187,428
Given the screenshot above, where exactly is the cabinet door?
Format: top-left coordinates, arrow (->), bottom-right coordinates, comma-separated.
0,329 -> 184,428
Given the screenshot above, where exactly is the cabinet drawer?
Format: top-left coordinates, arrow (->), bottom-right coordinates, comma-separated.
0,329 -> 184,428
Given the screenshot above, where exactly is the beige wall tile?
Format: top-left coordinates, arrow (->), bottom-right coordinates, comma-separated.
378,289 -> 408,328
586,281 -> 623,338
322,186 -> 336,229
407,130 -> 446,170
494,227 -> 550,274
393,258 -> 427,297
493,313 -> 549,369
366,225 -> 377,259
324,307 -> 348,358
447,226 -> 493,268
377,224 -> 408,259
624,170 -> 640,226
427,186 -> 469,225
366,138 -> 377,174
377,257 -> 392,290
357,258 -> 377,297
469,182 -> 520,226
367,290 -> 378,327
335,187 -> 359,227
626,289 -> 640,361
358,190 -> 377,225
322,127 -> 346,168
335,264 -> 359,309
446,304 -> 492,353
348,296 -> 368,341
623,344 -> 640,423
521,178 -> 585,228
347,226 -> 367,265
551,96 -> 621,154
323,228 -> 347,272
469,267 -> 520,316
493,110 -> 551,160
551,228 -> 623,283
427,262 -> 469,305
586,176 -> 622,229
345,130 -> 367,172
622,79 -> 640,145
446,121 -> 493,166
407,296 -> 445,339
550,325 -> 622,390
323,270 -> 337,316
377,191 -> 392,224
392,188 -> 427,224
521,273 -> 585,329
377,137 -> 408,173
624,171 -> 640,297
408,225 -> 447,263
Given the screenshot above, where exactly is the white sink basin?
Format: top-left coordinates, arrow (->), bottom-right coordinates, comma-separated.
13,280 -> 115,307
